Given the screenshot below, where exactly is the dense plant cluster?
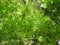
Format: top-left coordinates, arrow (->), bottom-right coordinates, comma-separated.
0,0 -> 60,45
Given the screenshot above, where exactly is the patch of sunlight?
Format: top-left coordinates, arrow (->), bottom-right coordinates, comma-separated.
51,1 -> 53,4
38,36 -> 44,42
1,40 -> 8,45
41,3 -> 47,8
58,40 -> 60,45
16,9 -> 22,15
42,0 -> 44,2
2,10 -> 6,13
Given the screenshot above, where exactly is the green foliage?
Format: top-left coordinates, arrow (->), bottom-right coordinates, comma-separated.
0,0 -> 60,45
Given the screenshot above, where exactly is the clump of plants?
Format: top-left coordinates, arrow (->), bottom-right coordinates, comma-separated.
0,0 -> 60,45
